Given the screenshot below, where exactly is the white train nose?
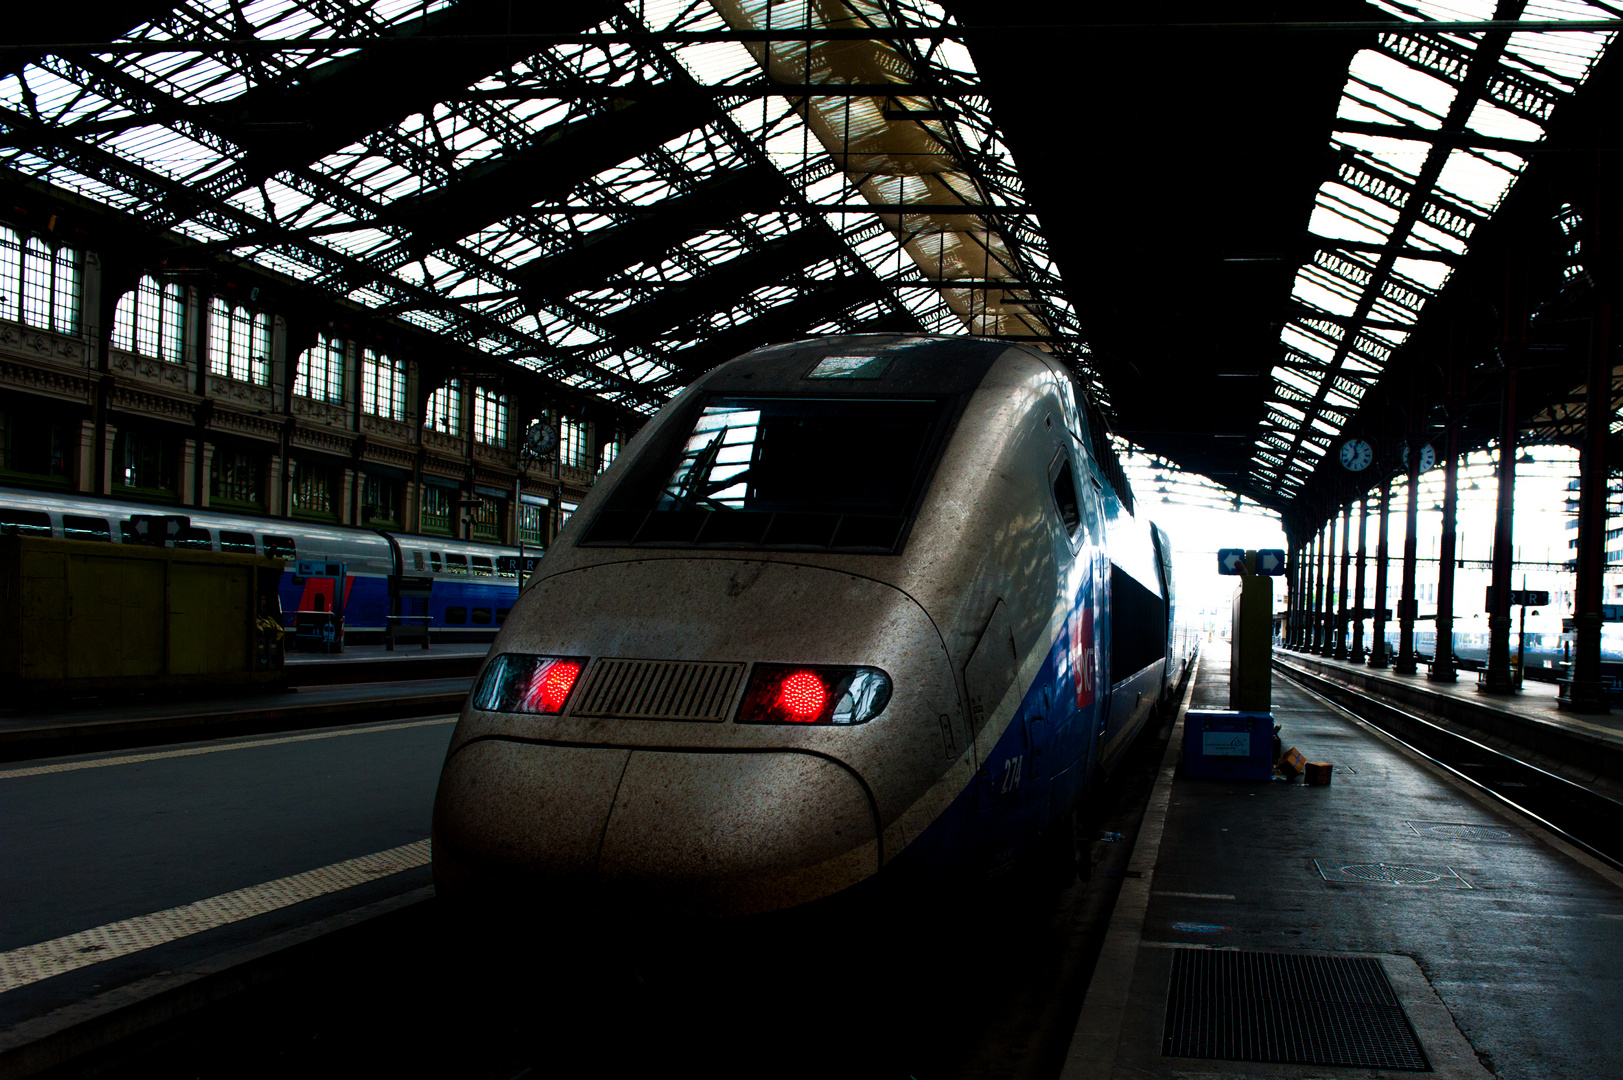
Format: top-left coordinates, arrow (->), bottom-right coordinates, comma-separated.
433,742 -> 879,915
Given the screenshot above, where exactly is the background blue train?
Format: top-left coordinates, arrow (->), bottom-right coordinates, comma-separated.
0,487 -> 529,642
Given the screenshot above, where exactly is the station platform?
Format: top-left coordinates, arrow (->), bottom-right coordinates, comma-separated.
1064,650 -> 1623,1079
1277,648 -> 1623,796
284,642 -> 489,686
0,676 -> 472,762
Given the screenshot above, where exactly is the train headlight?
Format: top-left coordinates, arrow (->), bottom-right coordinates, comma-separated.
737,665 -> 891,726
473,654 -> 588,715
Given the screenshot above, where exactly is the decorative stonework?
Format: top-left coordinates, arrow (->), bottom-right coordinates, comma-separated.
291,425 -> 352,456
0,320 -> 89,370
360,413 -> 413,444
423,428 -> 464,457
0,356 -> 92,404
110,349 -> 191,392
208,410 -> 282,442
422,454 -> 464,477
292,394 -> 351,429
561,464 -> 595,488
473,441 -> 517,469
111,385 -> 197,422
363,442 -> 416,470
208,375 -> 274,411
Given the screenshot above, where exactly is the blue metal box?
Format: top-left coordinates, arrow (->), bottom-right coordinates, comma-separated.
1183,710 -> 1275,780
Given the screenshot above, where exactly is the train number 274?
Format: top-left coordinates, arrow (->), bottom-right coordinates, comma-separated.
1000,755 -> 1023,794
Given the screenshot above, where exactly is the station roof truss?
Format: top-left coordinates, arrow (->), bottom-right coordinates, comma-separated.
1247,0 -> 1617,503
0,0 -> 1099,418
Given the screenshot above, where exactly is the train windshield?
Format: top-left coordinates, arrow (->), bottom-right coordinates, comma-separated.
659,397 -> 942,516
584,395 -> 953,552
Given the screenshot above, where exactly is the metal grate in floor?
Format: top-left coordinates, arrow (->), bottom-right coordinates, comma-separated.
1407,821 -> 1520,843
1162,949 -> 1430,1071
1314,860 -> 1473,888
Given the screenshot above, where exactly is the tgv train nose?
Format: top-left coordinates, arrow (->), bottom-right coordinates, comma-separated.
433,741 -> 880,916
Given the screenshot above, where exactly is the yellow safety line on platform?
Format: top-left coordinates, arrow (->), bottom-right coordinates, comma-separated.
0,839 -> 431,994
0,717 -> 457,780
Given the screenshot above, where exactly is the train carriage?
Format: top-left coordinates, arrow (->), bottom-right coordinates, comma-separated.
432,333 -> 1195,916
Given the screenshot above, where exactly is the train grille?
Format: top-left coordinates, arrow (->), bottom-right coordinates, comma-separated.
571,659 -> 746,722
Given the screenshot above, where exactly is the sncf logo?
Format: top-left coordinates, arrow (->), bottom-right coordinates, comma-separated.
1072,605 -> 1095,708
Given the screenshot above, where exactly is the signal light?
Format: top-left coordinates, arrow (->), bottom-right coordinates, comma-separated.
738,664 -> 891,726
473,654 -> 589,715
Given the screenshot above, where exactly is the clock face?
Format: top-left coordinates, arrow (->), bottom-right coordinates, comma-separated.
1399,441 -> 1436,473
1339,438 -> 1373,472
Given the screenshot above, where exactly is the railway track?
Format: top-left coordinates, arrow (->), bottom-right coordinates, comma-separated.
1275,658 -> 1623,871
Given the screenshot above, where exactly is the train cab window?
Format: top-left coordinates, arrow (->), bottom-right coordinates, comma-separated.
429,552 -> 443,573
413,551 -> 425,572
0,510 -> 52,537
1051,461 -> 1081,537
496,556 -> 518,579
219,531 -> 256,554
62,515 -> 111,542
471,607 -> 492,624
471,556 -> 493,578
264,535 -> 296,560
446,554 -> 468,575
174,527 -> 213,550
445,606 -> 467,625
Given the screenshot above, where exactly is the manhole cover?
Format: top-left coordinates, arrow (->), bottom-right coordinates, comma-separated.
1407,821 -> 1520,843
1162,949 -> 1429,1070
1315,860 -> 1472,888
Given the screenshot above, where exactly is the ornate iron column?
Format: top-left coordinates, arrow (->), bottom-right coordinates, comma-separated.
1369,477 -> 1392,668
1335,500 -> 1352,659
1319,513 -> 1338,656
1483,366 -> 1519,692
1394,441 -> 1422,675
1563,299 -> 1613,712
1350,493 -> 1369,663
1430,374 -> 1461,683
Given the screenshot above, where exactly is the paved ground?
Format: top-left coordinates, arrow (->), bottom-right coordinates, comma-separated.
0,717 -> 454,1033
1068,652 -> 1623,1080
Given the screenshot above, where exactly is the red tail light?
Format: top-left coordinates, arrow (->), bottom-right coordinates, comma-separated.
738,664 -> 892,725
473,654 -> 589,715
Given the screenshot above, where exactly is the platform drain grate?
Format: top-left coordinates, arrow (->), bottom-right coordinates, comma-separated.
1162,949 -> 1429,1070
1407,821 -> 1520,843
1315,860 -> 1472,888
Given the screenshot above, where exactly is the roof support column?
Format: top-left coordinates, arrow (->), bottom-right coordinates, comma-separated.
1430,415 -> 1461,683
1561,298 -> 1613,712
1369,476 -> 1391,668
1335,499 -> 1352,659
1317,516 -> 1330,656
1350,494 -> 1369,663
1483,361 -> 1519,692
1288,540 -> 1304,648
1394,430 -> 1422,676
1298,539 -> 1312,650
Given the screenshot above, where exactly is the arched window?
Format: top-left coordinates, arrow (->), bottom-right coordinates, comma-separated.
112,275 -> 185,362
295,333 -> 345,403
473,387 -> 508,446
598,438 -> 621,473
362,348 -> 406,420
0,226 -> 81,335
425,379 -> 463,435
559,415 -> 590,470
208,296 -> 270,385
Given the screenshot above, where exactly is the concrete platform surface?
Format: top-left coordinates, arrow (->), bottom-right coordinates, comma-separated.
0,717 -> 454,1066
1065,651 -> 1623,1080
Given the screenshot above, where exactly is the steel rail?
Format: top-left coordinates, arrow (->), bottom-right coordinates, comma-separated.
1275,657 -> 1623,871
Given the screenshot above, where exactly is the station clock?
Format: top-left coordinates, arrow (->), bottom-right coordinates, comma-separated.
1338,438 -> 1373,472
1398,441 -> 1436,474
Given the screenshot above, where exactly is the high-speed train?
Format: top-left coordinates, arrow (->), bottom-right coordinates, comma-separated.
0,487 -> 527,639
432,334 -> 1195,915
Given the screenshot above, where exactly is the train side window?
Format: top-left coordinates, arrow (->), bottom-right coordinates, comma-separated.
174,526 -> 214,550
445,606 -> 467,625
495,607 -> 510,623
0,510 -> 52,537
496,556 -> 518,578
62,515 -> 111,542
264,535 -> 297,560
219,530 -> 256,554
430,552 -> 443,573
471,556 -> 493,578
1051,461 -> 1081,537
471,607 -> 492,624
413,551 -> 425,572
446,554 -> 468,575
